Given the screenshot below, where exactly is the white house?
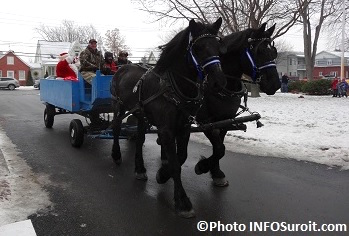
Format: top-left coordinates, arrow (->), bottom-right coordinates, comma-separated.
140,50 -> 160,65
34,40 -> 85,77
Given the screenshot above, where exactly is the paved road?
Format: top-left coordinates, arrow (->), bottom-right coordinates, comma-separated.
0,89 -> 348,236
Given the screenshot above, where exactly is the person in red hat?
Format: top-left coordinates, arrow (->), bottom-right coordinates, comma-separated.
79,39 -> 104,84
56,53 -> 78,80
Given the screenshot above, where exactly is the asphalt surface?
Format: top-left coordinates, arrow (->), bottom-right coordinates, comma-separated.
0,89 -> 348,236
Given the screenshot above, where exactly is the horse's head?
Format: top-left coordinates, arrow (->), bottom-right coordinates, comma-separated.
244,23 -> 281,95
188,18 -> 227,92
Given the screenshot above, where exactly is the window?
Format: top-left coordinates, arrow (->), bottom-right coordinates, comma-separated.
47,66 -> 55,76
327,60 -> 332,65
19,70 -> 26,81
7,71 -> 14,78
7,56 -> 14,65
330,71 -> 337,76
0,70 -> 2,77
315,60 -> 319,65
289,72 -> 292,76
289,58 -> 292,65
319,72 -> 323,76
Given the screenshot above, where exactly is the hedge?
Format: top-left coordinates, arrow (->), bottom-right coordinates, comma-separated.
288,79 -> 332,95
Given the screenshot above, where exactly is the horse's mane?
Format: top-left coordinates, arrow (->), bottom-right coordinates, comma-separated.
156,27 -> 190,71
223,28 -> 254,53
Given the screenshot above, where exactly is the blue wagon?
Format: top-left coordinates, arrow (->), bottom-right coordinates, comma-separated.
40,71 -> 136,147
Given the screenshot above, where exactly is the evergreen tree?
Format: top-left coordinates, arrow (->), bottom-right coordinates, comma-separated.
26,71 -> 34,86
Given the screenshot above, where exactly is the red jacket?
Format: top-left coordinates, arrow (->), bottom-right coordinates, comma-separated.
331,79 -> 339,89
56,59 -> 77,79
104,61 -> 118,74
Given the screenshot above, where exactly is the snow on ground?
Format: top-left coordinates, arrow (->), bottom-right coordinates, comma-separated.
0,124 -> 51,227
191,92 -> 349,170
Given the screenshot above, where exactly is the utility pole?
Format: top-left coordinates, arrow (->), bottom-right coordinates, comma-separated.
340,0 -> 346,80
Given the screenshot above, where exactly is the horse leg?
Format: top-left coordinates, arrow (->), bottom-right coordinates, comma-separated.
156,127 -> 190,184
111,103 -> 125,165
159,129 -> 195,218
176,126 -> 191,166
195,129 -> 229,187
133,114 -> 147,180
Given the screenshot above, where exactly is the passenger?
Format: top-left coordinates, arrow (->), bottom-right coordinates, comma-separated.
117,51 -> 132,67
103,51 -> 118,75
79,39 -> 104,84
56,52 -> 78,81
331,78 -> 339,97
338,78 -> 348,98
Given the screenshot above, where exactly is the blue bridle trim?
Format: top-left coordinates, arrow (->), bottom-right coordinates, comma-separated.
245,48 -> 257,81
188,33 -> 221,81
258,61 -> 276,70
244,49 -> 277,82
202,56 -> 221,69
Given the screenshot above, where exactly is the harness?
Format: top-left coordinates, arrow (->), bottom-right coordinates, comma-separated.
113,33 -> 222,124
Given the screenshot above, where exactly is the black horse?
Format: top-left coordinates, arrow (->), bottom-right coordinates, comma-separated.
193,23 -> 281,186
110,18 -> 226,217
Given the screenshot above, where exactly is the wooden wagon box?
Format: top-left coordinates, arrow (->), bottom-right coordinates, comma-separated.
40,71 -> 113,112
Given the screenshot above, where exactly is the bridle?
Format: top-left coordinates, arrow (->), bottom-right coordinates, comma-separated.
188,33 -> 222,82
243,37 -> 277,84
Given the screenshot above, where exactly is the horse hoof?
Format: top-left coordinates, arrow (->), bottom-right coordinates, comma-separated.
135,172 -> 148,180
194,163 -> 203,175
213,178 -> 229,187
177,209 -> 196,218
113,157 -> 122,165
156,169 -> 170,184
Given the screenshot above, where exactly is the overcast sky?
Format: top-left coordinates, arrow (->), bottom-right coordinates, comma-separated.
0,0 -> 328,63
0,1 -> 173,62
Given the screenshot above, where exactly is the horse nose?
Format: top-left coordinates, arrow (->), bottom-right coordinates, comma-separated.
207,64 -> 227,91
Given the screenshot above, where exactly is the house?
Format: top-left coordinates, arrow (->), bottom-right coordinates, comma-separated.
0,50 -> 31,86
313,50 -> 349,79
34,40 -> 86,78
140,50 -> 160,65
276,51 -> 306,80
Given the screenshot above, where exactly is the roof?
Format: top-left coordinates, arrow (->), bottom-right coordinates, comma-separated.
0,50 -> 31,68
316,50 -> 349,59
35,40 -> 74,64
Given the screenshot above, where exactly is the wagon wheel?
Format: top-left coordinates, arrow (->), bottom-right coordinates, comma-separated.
69,119 -> 84,148
44,104 -> 55,128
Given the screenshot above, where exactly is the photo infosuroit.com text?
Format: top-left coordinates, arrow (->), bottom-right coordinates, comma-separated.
197,221 -> 347,233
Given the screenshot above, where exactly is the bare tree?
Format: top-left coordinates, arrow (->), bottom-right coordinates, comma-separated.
132,0 -> 302,96
104,28 -> 130,58
35,20 -> 102,44
298,0 -> 338,80
325,0 -> 349,51
133,0 -> 301,38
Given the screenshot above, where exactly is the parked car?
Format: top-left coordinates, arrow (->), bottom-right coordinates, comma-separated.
0,77 -> 20,90
34,75 -> 57,89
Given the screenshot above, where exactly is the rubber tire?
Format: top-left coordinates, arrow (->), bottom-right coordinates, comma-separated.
69,119 -> 84,148
8,84 -> 15,90
44,105 -> 55,128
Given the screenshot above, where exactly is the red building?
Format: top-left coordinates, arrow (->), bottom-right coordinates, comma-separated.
313,51 -> 349,79
0,51 -> 31,86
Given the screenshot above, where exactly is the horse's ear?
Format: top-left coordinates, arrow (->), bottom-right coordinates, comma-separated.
212,17 -> 223,34
266,23 -> 276,37
258,23 -> 267,32
189,19 -> 198,35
